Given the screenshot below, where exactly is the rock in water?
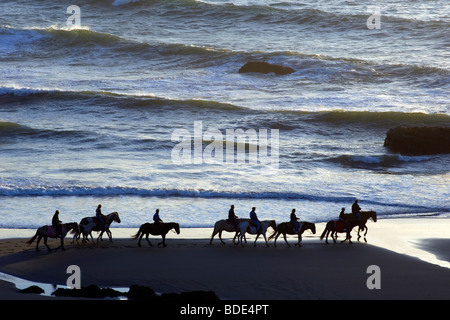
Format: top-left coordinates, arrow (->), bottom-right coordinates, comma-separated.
19,285 -> 45,295
384,126 -> 450,155
238,61 -> 295,75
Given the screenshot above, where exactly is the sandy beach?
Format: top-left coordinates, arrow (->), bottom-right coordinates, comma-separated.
1,217 -> 450,303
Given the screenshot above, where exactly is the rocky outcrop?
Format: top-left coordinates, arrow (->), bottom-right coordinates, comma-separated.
18,285 -> 45,295
384,126 -> 450,155
238,61 -> 295,75
50,284 -> 219,300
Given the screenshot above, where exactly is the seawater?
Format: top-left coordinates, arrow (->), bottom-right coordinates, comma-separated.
0,0 -> 448,229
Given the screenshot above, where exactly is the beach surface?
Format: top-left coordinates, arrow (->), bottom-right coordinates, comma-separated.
1,217 -> 450,300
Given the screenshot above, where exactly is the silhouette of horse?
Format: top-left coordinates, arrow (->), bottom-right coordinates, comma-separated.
333,210 -> 377,243
209,219 -> 250,245
320,219 -> 361,244
132,222 -> 180,247
238,220 -> 277,247
78,212 -> 121,243
268,221 -> 316,247
26,222 -> 79,252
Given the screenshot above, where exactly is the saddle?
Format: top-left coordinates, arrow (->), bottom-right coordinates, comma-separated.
47,225 -> 64,238
334,220 -> 347,232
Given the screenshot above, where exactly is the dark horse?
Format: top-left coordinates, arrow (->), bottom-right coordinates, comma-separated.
332,210 -> 377,243
320,219 -> 361,244
132,222 -> 180,247
26,222 -> 79,252
268,221 -> 316,247
320,211 -> 377,244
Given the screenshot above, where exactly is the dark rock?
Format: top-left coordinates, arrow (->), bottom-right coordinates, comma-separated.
238,61 -> 295,75
126,284 -> 157,300
384,126 -> 450,155
19,285 -> 45,295
52,284 -> 122,298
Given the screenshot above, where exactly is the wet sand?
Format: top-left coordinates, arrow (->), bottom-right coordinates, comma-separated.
1,218 -> 450,301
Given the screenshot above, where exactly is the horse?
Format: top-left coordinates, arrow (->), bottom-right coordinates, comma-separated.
332,210 -> 377,243
268,221 -> 316,247
132,222 -> 180,247
320,219 -> 361,244
238,220 -> 277,247
25,222 -> 79,252
209,219 -> 250,245
78,212 -> 121,243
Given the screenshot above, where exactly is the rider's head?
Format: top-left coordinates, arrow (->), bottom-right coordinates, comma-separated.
292,209 -> 296,213
252,207 -> 256,211
156,209 -> 159,213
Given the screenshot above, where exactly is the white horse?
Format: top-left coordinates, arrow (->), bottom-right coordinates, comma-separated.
209,218 -> 250,244
78,211 -> 121,243
238,220 -> 277,247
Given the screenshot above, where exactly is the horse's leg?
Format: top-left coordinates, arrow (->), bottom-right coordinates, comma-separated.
240,232 -> 245,247
363,225 -> 368,242
296,232 -> 302,247
36,235 -> 42,252
273,232 -> 280,247
159,234 -> 167,247
263,233 -> 269,247
145,233 -> 152,247
254,233 -> 260,247
219,231 -> 225,245
209,229 -> 218,245
283,233 -> 290,247
107,229 -> 113,242
43,236 -> 52,252
55,237 -> 64,251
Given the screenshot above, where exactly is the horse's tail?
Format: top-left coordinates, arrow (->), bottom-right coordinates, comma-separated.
25,230 -> 38,245
131,226 -> 142,240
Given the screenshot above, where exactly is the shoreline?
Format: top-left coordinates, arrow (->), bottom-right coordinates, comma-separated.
1,217 -> 450,300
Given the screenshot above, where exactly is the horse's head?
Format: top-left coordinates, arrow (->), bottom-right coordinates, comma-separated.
112,212 -> 121,223
269,220 -> 277,230
308,222 -> 316,234
371,211 -> 377,222
174,223 -> 180,234
69,222 -> 80,235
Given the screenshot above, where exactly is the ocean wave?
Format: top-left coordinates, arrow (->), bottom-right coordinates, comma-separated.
2,23 -> 448,86
0,184 -> 445,216
330,154 -> 438,167
1,86 -> 449,129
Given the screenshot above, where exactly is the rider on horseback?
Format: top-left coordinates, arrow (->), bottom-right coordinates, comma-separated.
249,207 -> 261,234
352,200 -> 362,221
153,209 -> 163,226
96,204 -> 105,230
227,205 -> 239,230
51,210 -> 62,238
290,209 -> 300,233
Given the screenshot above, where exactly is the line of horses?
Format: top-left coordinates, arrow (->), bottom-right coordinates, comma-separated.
25,210 -> 377,252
